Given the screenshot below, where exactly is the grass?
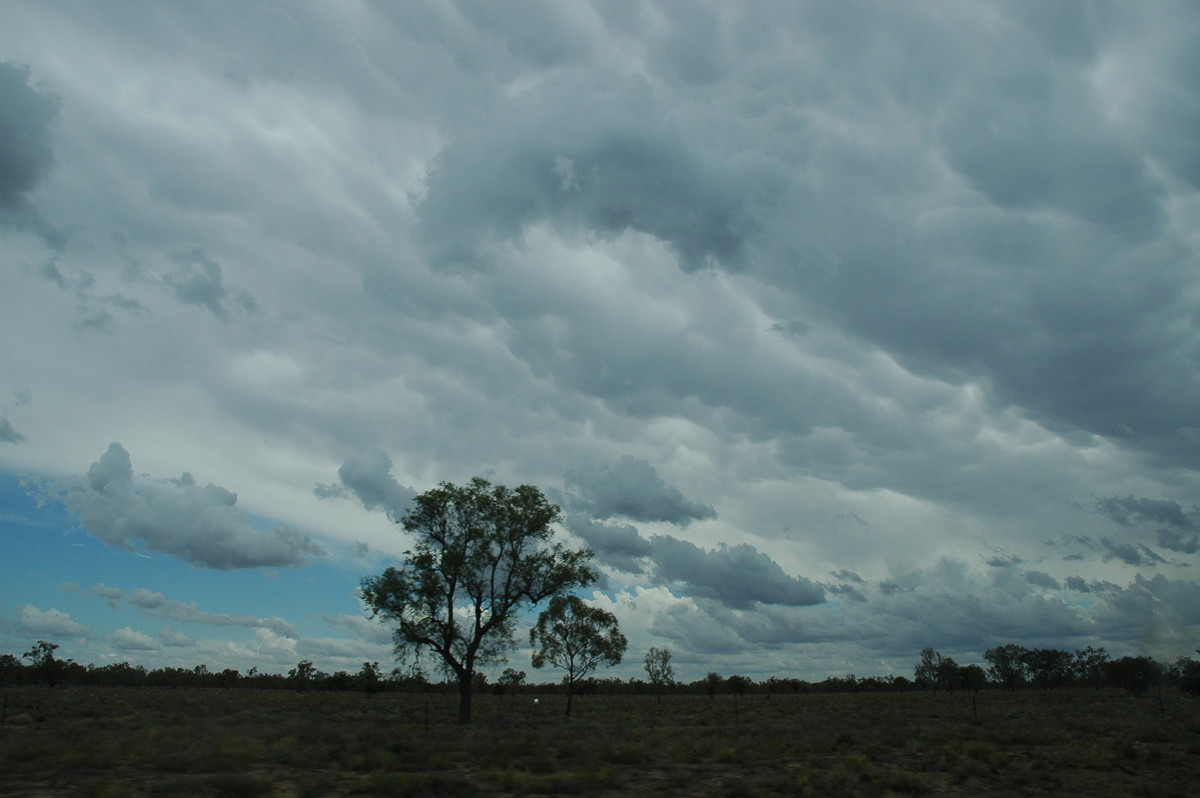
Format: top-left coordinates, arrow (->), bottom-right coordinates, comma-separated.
1,686 -> 1197,796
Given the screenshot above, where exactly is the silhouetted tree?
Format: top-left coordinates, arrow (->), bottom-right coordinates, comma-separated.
288,659 -> 317,691
1023,648 -> 1072,690
361,477 -> 595,724
983,644 -> 1029,690
1071,645 -> 1110,690
531,595 -> 626,716
726,674 -> 753,697
915,648 -> 958,691
1105,655 -> 1160,696
0,653 -> 23,686
496,667 -> 526,699
644,647 -> 674,704
359,661 -> 383,693
23,641 -> 62,688
704,671 -> 723,698
1172,653 -> 1200,697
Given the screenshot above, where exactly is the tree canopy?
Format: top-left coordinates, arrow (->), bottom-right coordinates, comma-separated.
531,595 -> 627,716
361,477 -> 595,724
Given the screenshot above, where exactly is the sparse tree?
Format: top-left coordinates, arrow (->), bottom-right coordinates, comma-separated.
959,664 -> 987,721
289,659 -> 317,691
496,667 -> 526,699
23,640 -> 61,688
915,648 -> 957,691
704,671 -> 723,699
359,661 -> 383,693
361,478 -> 595,724
644,647 -> 675,704
530,595 -> 627,716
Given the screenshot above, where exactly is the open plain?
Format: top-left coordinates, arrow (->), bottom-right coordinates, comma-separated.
1,685 -> 1197,796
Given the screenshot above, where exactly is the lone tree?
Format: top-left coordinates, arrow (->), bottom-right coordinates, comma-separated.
530,595 -> 626,716
361,477 -> 595,724
644,646 -> 675,703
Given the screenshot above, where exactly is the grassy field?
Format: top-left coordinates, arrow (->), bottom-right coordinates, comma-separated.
1,685 -> 1197,796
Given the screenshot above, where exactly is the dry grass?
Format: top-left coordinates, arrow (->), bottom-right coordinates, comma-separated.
2,686 -> 1197,796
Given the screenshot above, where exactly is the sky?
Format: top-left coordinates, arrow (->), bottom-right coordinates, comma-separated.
2,1 -> 1199,684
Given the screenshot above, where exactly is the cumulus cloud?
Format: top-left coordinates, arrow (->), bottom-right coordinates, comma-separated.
647,536 -> 825,610
158,627 -> 194,648
15,604 -> 90,638
319,449 -> 416,524
93,584 -> 299,638
111,626 -> 161,652
58,444 -> 324,570
565,455 -> 715,526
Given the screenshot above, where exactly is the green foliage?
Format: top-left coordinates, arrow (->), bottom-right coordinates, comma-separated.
360,477 -> 595,723
530,595 -> 627,715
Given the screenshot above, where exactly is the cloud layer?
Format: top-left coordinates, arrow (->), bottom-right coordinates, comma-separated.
1,1 -> 1198,678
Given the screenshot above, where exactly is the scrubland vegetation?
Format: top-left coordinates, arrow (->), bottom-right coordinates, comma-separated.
3,676 -> 1199,797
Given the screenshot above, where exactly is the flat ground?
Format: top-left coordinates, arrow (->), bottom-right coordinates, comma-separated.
1,685 -> 1197,796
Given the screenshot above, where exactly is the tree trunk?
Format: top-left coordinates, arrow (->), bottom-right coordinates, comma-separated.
565,680 -> 574,716
458,672 -> 473,725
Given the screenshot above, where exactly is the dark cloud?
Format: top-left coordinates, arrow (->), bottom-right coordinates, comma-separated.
0,61 -> 59,217
1064,576 -> 1120,594
1099,537 -> 1165,567
1096,495 -> 1199,553
164,247 -> 258,322
0,417 -> 24,443
1022,570 -> 1062,590
58,444 -> 324,570
565,455 -> 715,526
417,72 -> 773,273
323,449 -> 416,524
565,514 -> 653,574
648,535 -> 824,610
1097,495 -> 1195,530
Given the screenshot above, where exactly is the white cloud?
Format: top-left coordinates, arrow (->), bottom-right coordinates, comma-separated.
111,626 -> 161,652
15,604 -> 91,638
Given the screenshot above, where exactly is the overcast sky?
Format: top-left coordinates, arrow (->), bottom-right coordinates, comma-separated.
2,1 -> 1199,683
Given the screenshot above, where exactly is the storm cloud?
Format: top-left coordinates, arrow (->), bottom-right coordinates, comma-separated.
565,456 -> 716,526
0,61 -> 58,215
3,1 -> 1200,678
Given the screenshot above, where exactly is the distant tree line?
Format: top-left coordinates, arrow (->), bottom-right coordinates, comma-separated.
914,644 -> 1200,697
5,639 -> 1198,699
